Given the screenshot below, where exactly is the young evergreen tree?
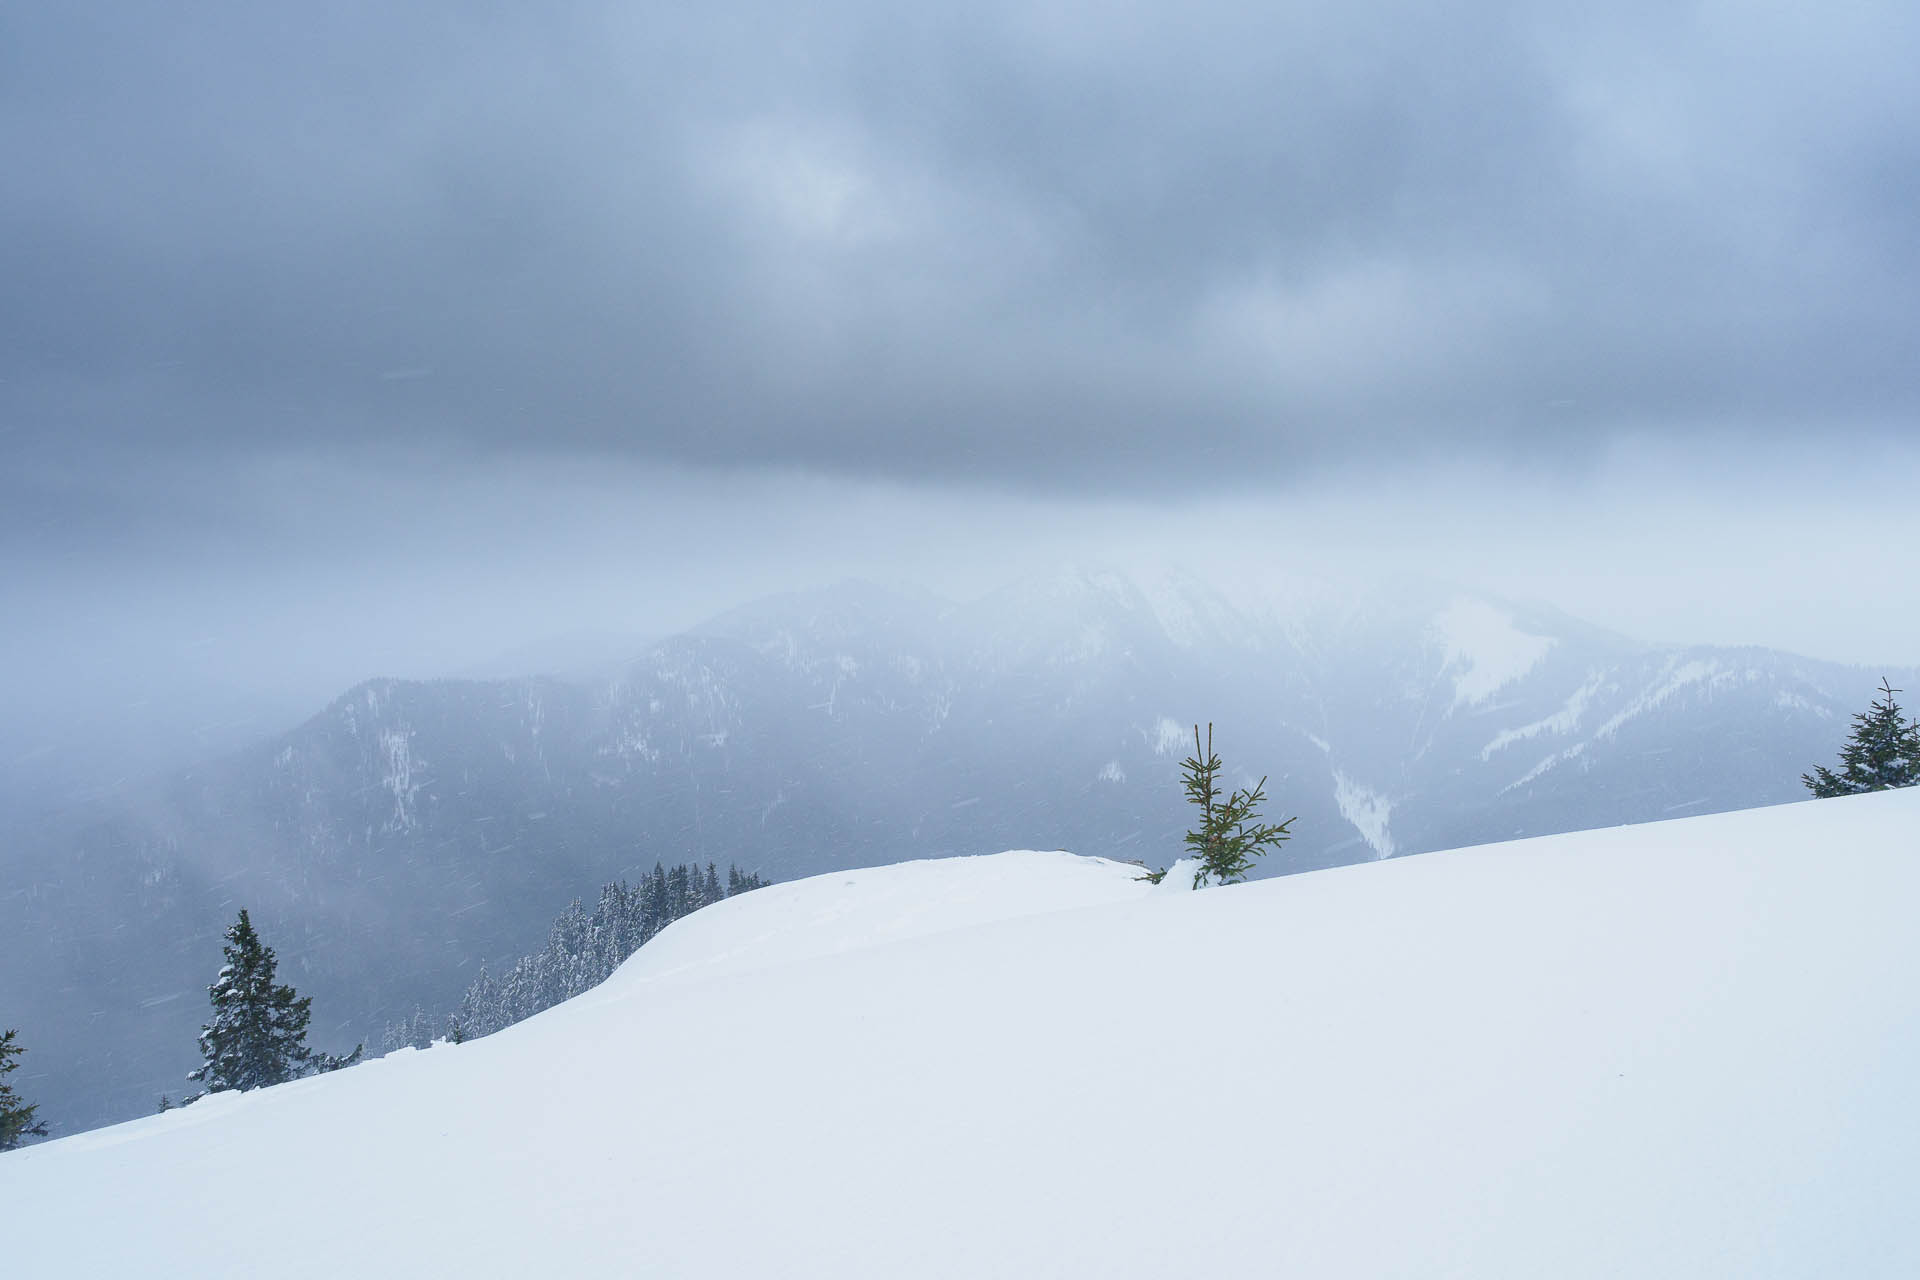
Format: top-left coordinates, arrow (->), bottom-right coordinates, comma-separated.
0,1027 -> 50,1149
188,909 -> 361,1096
1803,678 -> 1920,797
1180,723 -> 1295,888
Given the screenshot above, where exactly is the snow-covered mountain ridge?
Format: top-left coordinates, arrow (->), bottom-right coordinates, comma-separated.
4,568 -> 1909,1134
9,790 -> 1918,1278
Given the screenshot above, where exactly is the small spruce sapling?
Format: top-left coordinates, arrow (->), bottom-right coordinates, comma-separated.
1803,677 -> 1920,797
1180,723 -> 1294,888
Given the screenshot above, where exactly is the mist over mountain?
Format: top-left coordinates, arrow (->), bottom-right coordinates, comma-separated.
2,568 -> 1904,1133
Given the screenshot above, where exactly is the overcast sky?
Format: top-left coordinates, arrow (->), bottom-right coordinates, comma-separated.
3,1 -> 1917,787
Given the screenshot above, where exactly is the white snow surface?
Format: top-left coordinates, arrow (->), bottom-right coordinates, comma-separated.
605,849 -> 1149,989
10,793 -> 1920,1278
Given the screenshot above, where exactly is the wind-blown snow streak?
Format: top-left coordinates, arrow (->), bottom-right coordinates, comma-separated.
1503,659 -> 1734,792
1592,658 -> 1730,740
1481,672 -> 1605,761
1504,741 -> 1588,793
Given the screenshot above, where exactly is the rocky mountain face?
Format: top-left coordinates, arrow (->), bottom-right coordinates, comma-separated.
2,570 -> 1901,1133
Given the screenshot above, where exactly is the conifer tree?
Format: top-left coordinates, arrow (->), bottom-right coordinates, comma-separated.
649,862 -> 670,926
188,909 -> 361,1096
431,861 -> 769,1044
1803,678 -> 1920,797
1180,723 -> 1295,887
0,1027 -> 50,1149
381,1006 -> 440,1054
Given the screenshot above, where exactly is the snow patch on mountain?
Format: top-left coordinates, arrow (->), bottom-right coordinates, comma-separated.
1431,598 -> 1556,709
1594,658 -> 1730,741
1333,770 -> 1396,858
379,728 -> 420,832
602,725 -> 661,764
1148,717 -> 1189,757
755,628 -> 802,667
1503,741 -> 1589,793
1501,661 -> 1741,793
1775,690 -> 1825,714
1480,672 -> 1606,761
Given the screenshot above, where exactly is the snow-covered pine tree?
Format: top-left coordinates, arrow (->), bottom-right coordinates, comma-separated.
0,1027 -> 50,1149
456,962 -> 501,1040
548,898 -> 594,1001
381,1006 -> 440,1053
1180,723 -> 1295,887
647,863 -> 670,932
1803,678 -> 1920,797
667,864 -> 692,919
430,861 -> 769,1044
188,909 -> 361,1096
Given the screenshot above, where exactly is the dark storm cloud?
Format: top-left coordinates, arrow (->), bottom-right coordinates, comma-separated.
3,0 -> 1916,497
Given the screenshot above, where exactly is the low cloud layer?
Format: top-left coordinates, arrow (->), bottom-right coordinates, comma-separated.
4,1 -> 1915,498
4,4 -> 1915,806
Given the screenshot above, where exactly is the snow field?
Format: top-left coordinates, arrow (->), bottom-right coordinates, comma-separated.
5,793 -> 1919,1277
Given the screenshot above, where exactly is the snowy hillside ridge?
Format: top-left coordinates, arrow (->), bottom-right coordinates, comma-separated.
606,849 -> 1154,988
14,569 -> 1907,1137
11,791 -> 1920,1279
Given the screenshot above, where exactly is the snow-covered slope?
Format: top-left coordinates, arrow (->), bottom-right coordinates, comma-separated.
14,571 -> 1908,1137
613,848 -> 1149,986
8,792 -> 1920,1278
